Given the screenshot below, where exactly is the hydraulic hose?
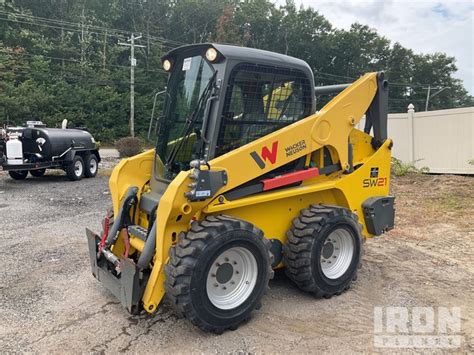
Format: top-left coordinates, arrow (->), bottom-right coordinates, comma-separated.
137,220 -> 157,269
105,186 -> 138,246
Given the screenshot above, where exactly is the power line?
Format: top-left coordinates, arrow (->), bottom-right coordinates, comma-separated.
0,67 -> 159,86
0,16 -> 177,58
0,49 -> 168,74
0,10 -> 184,47
314,69 -> 440,89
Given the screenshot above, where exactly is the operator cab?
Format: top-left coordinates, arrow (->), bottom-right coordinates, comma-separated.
151,43 -> 315,183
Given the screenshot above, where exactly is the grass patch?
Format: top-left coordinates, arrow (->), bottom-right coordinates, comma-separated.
425,193 -> 467,213
391,157 -> 429,177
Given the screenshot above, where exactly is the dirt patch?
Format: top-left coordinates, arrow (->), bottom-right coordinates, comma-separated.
0,171 -> 472,352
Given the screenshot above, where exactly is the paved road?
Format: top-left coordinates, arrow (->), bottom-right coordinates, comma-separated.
0,171 -> 472,352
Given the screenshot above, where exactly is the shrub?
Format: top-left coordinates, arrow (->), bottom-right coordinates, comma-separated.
391,157 -> 429,176
115,137 -> 144,158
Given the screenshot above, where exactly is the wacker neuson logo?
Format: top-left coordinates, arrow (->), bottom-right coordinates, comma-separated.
374,306 -> 462,348
285,139 -> 306,157
250,141 -> 278,169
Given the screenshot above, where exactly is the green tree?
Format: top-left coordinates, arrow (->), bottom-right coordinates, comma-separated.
0,0 -> 471,138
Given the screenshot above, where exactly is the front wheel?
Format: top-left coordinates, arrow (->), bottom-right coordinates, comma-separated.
9,170 -> 28,180
65,155 -> 85,181
165,215 -> 274,333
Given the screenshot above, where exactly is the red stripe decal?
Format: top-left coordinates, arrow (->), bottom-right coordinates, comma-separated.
261,167 -> 319,191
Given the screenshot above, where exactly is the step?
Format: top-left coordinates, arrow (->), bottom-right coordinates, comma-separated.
127,225 -> 148,241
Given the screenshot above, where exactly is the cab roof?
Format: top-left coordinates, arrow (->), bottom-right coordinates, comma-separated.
162,43 -> 313,74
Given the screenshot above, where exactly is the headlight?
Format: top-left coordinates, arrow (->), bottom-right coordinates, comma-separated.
205,47 -> 218,62
163,59 -> 172,72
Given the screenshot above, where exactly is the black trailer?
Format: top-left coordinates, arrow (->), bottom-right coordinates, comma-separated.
0,122 -> 100,181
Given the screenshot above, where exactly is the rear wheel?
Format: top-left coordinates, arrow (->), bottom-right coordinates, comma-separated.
283,204 -> 363,298
9,170 -> 28,180
165,215 -> 274,333
84,154 -> 98,178
29,169 -> 46,177
66,155 -> 84,181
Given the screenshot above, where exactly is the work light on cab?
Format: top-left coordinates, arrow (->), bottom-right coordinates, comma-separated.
163,59 -> 172,71
205,47 -> 218,62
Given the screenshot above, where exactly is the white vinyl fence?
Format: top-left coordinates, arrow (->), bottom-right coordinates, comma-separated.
357,106 -> 474,175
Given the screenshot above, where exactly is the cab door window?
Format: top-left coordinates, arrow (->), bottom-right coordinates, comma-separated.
216,64 -> 312,156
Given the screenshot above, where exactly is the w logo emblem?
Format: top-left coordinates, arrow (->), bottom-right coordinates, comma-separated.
250,141 -> 278,169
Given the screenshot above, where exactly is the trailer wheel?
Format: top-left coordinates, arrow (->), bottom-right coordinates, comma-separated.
30,169 -> 46,177
66,155 -> 85,181
84,154 -> 98,178
9,170 -> 28,180
283,205 -> 363,298
165,215 -> 274,333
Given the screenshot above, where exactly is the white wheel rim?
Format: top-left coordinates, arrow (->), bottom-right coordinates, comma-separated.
320,228 -> 355,279
74,160 -> 83,177
89,158 -> 97,174
206,246 -> 258,310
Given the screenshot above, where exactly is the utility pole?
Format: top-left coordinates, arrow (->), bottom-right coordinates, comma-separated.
424,85 -> 450,111
103,30 -> 107,70
424,85 -> 431,111
80,6 -> 86,69
119,33 -> 145,137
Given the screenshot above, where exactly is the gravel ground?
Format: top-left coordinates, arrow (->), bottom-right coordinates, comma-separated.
0,167 -> 472,353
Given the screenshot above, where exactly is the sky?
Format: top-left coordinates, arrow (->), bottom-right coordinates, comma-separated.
272,0 -> 474,95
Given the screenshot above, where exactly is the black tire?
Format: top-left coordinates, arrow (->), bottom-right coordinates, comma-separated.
9,170 -> 28,180
29,169 -> 46,177
65,155 -> 85,181
165,215 -> 274,333
283,204 -> 363,298
84,154 -> 98,178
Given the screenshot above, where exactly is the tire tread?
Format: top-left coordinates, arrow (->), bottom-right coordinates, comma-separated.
165,215 -> 273,334
283,204 -> 363,298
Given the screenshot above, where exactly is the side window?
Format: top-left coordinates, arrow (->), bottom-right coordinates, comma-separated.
216,64 -> 311,156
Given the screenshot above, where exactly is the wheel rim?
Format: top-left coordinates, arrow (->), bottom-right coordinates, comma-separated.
206,246 -> 258,310
320,228 -> 355,279
74,160 -> 83,177
89,158 -> 97,174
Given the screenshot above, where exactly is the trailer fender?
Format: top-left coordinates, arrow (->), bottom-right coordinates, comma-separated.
90,149 -> 101,163
62,148 -> 100,164
62,149 -> 77,164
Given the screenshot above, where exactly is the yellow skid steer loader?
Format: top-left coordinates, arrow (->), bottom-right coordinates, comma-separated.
86,44 -> 395,333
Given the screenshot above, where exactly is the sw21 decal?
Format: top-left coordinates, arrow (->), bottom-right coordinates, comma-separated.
362,167 -> 387,188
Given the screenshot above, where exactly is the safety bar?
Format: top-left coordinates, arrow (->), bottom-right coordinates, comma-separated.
313,83 -> 351,95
